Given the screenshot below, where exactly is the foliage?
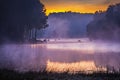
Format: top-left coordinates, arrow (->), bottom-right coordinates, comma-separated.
0,0 -> 48,43
87,3 -> 120,41
0,69 -> 120,80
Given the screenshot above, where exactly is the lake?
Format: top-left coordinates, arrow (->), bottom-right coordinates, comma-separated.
0,38 -> 120,73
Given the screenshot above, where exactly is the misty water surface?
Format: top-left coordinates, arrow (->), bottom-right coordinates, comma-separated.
0,39 -> 120,73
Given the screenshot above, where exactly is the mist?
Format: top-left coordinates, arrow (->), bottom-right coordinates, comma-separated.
38,12 -> 93,38
87,3 -> 120,41
0,40 -> 120,72
44,17 -> 70,38
0,4 -> 120,74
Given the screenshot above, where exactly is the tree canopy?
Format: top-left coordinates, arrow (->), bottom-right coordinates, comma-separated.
0,0 -> 48,43
87,3 -> 120,41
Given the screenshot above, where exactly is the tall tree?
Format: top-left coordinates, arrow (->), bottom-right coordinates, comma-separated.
0,0 -> 48,42
87,3 -> 120,41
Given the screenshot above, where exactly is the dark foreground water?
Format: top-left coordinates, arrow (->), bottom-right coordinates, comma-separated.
0,39 -> 120,73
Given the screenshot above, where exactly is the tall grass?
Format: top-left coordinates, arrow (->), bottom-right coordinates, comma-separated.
0,68 -> 120,80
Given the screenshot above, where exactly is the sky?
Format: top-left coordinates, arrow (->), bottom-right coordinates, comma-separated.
40,0 -> 120,15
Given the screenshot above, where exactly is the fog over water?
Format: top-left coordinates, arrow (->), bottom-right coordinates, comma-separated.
0,39 -> 120,73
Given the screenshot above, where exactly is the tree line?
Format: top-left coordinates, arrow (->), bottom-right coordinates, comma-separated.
87,3 -> 120,41
0,0 -> 48,43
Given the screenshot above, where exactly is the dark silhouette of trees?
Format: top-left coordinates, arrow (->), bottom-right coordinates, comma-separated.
0,0 -> 48,43
87,3 -> 120,41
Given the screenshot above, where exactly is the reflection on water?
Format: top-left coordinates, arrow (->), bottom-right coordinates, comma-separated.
46,60 -> 107,73
0,39 -> 120,73
46,43 -> 95,54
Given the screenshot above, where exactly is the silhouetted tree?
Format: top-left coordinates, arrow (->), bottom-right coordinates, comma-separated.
0,0 -> 48,43
87,3 -> 120,41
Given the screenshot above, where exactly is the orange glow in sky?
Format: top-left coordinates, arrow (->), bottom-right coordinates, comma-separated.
41,0 -> 120,15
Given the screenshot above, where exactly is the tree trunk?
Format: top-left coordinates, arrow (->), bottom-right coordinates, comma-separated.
29,29 -> 31,40
35,28 -> 37,41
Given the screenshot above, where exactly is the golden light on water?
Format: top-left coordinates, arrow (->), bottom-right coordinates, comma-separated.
1,42 -> 120,72
46,60 -> 107,73
21,40 -> 120,73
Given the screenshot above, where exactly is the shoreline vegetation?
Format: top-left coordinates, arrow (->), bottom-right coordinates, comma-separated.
0,69 -> 120,80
